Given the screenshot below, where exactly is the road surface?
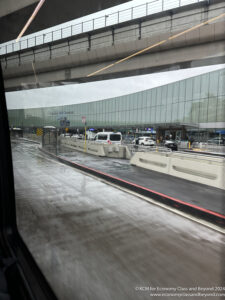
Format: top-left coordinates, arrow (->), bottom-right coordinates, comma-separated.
12,141 -> 225,300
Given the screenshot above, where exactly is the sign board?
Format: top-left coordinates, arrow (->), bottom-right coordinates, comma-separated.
36,128 -> 43,136
82,116 -> 86,124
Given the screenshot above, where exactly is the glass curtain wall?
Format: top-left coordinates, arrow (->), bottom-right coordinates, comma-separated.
8,68 -> 225,132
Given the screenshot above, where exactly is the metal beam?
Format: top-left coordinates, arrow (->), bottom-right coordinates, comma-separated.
0,0 -> 130,43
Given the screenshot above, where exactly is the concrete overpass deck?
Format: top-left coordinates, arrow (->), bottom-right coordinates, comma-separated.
2,0 -> 225,91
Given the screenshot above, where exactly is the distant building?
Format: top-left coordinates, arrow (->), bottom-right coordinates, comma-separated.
8,68 -> 225,142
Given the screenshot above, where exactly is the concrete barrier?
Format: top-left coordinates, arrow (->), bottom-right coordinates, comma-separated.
130,151 -> 225,190
60,137 -> 131,159
130,151 -> 170,174
23,133 -> 42,142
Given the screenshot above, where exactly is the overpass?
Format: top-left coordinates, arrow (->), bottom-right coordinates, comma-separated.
1,0 -> 225,91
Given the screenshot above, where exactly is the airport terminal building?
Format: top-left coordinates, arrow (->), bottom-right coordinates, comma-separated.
8,68 -> 225,142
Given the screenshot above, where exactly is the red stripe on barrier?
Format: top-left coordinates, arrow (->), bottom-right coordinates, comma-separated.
60,156 -> 225,220
40,148 -> 225,221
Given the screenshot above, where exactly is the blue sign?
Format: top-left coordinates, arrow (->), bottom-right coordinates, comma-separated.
216,130 -> 225,134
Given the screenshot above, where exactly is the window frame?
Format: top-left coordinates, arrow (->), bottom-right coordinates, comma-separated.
0,66 -> 57,300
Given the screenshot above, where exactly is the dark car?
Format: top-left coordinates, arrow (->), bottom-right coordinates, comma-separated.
164,140 -> 178,151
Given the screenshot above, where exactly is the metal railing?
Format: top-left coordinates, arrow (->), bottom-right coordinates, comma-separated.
0,0 -> 204,56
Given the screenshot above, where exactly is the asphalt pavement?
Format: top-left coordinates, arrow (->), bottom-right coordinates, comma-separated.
11,141 -> 225,300
58,146 -> 225,215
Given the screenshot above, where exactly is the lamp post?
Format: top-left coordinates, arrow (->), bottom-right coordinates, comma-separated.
82,116 -> 87,152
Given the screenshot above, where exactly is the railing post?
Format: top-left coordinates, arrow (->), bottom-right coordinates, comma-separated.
81,22 -> 83,33
105,15 -> 107,27
5,44 -> 7,54
51,31 -> 53,42
118,11 -> 119,23
61,28 -> 63,39
70,25 -> 72,37
131,7 -> 133,19
146,3 -> 148,16
27,38 -> 28,48
162,0 -> 164,11
35,35 -> 37,46
179,0 -> 181,7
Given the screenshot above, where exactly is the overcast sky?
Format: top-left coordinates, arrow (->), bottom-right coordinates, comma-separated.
5,0 -> 223,110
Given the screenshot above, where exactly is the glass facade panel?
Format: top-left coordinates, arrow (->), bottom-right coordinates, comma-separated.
208,96 -> 217,123
7,68 -> 225,130
201,73 -> 209,99
173,82 -> 179,103
209,71 -> 219,98
199,98 -> 208,123
167,85 -> 173,104
218,69 -> 225,96
156,87 -> 161,106
217,96 -> 225,122
178,101 -> 185,123
193,76 -> 201,100
161,86 -> 167,105
185,78 -> 193,101
184,101 -> 192,123
151,89 -> 156,107
172,103 -> 178,122
179,81 -> 186,102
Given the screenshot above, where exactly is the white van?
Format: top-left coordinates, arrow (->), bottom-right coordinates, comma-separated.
94,132 -> 122,144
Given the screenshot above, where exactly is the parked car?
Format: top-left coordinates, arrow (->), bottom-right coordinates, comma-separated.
134,136 -> 155,146
207,137 -> 225,145
60,133 -> 71,138
71,134 -> 82,139
94,132 -> 122,144
164,140 -> 178,151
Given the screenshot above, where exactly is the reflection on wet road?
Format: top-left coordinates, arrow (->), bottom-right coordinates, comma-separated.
12,141 -> 225,300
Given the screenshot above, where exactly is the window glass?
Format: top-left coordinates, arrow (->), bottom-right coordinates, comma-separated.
2,3 -> 225,299
207,96 -> 218,123
161,86 -> 167,105
110,134 -> 121,141
193,76 -> 201,100
179,81 -> 186,102
167,84 -> 173,104
201,73 -> 209,98
209,71 -> 219,98
218,69 -> 225,96
185,78 -> 193,101
216,96 -> 225,122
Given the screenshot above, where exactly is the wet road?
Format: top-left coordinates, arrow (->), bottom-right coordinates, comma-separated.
58,147 -> 225,215
12,141 -> 225,300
